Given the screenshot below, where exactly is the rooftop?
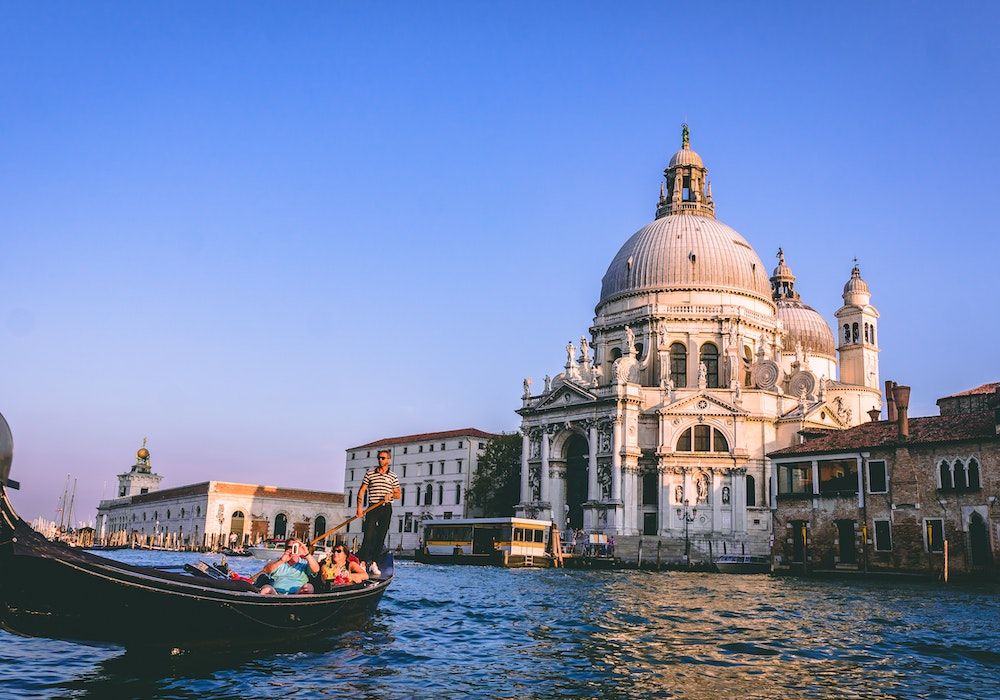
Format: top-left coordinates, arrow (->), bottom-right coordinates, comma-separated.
939,382 -> 1000,399
768,411 -> 998,458
350,428 -> 499,450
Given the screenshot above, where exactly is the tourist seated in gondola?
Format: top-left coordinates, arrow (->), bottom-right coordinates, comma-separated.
318,544 -> 368,591
258,538 -> 320,595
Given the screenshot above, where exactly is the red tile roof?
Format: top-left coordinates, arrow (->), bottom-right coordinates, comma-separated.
768,411 -> 998,457
939,382 -> 1000,398
350,428 -> 499,449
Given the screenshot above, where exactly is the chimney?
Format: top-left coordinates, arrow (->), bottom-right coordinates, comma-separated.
892,384 -> 911,440
885,380 -> 898,422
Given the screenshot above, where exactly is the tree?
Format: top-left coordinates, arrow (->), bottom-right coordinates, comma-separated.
467,432 -> 522,517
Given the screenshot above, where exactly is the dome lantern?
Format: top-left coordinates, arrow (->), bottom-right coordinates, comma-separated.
770,247 -> 799,301
656,124 -> 715,220
771,248 -> 837,357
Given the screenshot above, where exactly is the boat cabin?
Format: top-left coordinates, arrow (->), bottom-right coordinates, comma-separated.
419,517 -> 552,567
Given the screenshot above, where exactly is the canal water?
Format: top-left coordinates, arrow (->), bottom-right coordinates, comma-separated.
1,550 -> 998,698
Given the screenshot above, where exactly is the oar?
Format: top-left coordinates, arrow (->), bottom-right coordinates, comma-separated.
310,500 -> 385,547
246,502 -> 387,582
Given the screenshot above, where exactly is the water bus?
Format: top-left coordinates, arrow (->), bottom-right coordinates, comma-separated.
415,517 -> 553,568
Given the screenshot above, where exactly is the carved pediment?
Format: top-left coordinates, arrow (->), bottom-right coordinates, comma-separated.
535,382 -> 597,409
657,392 -> 745,416
780,401 -> 849,428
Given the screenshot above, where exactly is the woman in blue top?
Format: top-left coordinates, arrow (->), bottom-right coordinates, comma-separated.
259,538 -> 320,594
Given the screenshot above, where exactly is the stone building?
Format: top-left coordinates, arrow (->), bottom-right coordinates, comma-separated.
515,126 -> 881,560
769,382 -> 999,577
95,443 -> 346,548
343,428 -> 496,550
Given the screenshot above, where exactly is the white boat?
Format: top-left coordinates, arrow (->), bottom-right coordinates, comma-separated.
714,554 -> 770,574
247,540 -> 328,562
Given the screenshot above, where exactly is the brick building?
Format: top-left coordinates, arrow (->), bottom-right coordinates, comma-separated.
768,382 -> 999,578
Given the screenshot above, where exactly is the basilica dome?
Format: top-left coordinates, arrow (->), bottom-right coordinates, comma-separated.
769,248 -> 836,357
776,298 -> 837,357
599,214 -> 773,307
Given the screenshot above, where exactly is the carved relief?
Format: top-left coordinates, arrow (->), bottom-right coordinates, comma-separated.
528,465 -> 541,501
787,370 -> 817,401
750,359 -> 782,390
598,460 -> 612,500
696,472 -> 710,504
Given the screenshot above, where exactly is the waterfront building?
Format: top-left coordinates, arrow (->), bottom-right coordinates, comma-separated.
768,382 -> 999,576
95,443 -> 346,548
343,428 -> 497,551
515,127 -> 881,559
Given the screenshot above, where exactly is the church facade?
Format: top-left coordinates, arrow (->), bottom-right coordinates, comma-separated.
515,127 -> 882,557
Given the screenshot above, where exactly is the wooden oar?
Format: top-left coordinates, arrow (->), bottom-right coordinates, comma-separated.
310,500 -> 385,547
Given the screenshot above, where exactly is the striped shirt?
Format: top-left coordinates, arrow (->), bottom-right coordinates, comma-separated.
362,468 -> 400,504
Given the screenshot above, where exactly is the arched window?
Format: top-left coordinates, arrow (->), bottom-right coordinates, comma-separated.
743,346 -> 753,386
864,324 -> 870,342
746,475 -> 757,506
843,324 -> 850,343
953,460 -> 967,490
676,428 -> 692,451
196,506 -> 201,517
694,425 -> 712,451
180,508 -> 185,518
347,490 -> 353,507
634,343 -> 644,360
153,511 -> 158,521
166,510 -> 171,519
939,461 -> 953,490
870,326 -> 876,345
314,516 -> 327,540
274,513 -> 288,538
424,484 -> 433,506
670,343 -> 687,388
852,323 -> 859,343
714,431 -> 729,452
609,347 -> 622,363
399,487 -> 405,506
700,343 -> 719,388
456,483 -> 462,504
968,459 -> 981,489
230,511 -> 245,536
438,483 -> 444,504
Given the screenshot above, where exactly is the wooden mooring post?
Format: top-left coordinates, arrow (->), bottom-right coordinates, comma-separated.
943,540 -> 949,583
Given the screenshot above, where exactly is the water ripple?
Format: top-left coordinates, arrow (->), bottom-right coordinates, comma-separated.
0,552 -> 998,698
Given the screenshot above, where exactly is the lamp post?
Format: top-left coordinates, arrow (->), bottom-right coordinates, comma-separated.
678,499 -> 697,563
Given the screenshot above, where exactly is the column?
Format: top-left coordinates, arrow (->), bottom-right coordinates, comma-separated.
520,432 -> 531,504
658,468 -> 670,534
811,459 -> 820,496
588,423 -> 599,501
540,429 -> 551,505
611,418 -> 622,501
712,470 -> 722,532
735,469 -> 747,533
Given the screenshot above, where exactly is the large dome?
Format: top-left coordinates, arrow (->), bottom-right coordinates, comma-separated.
776,298 -> 836,356
599,214 -> 773,306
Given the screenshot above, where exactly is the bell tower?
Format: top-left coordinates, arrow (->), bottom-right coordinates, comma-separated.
835,263 -> 880,388
116,438 -> 163,498
656,124 -> 715,219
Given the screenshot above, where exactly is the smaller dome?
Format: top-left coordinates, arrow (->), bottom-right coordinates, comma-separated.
843,265 -> 870,296
777,299 -> 836,357
668,146 -> 704,168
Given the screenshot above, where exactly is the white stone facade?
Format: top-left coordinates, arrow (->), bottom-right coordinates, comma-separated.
516,127 -> 882,557
95,447 -> 346,547
342,429 -> 495,551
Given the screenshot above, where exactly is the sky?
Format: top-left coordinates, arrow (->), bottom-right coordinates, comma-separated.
2,3 -> 998,523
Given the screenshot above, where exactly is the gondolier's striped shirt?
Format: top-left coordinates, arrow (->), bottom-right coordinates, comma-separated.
362,468 -> 400,505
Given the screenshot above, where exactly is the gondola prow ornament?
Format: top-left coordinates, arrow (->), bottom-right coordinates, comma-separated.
0,410 -> 17,490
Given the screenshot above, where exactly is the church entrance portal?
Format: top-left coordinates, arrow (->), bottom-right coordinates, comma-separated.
564,434 -> 589,531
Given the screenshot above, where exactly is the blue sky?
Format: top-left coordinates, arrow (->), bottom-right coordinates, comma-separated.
2,3 -> 997,522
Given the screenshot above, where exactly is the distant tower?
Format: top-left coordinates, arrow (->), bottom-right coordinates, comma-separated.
116,437 -> 163,498
835,263 -> 880,388
656,124 -> 715,219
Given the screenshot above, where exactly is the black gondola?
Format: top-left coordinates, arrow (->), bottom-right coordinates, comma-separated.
0,411 -> 392,650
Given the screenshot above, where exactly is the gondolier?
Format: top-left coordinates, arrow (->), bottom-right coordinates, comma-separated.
356,449 -> 400,577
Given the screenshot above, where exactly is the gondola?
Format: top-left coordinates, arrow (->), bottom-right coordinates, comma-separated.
0,410 -> 393,650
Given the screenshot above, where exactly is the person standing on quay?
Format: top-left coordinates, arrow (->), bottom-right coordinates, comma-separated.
356,449 -> 400,577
